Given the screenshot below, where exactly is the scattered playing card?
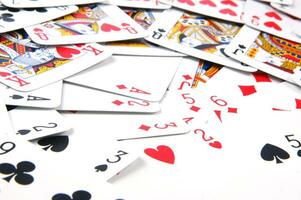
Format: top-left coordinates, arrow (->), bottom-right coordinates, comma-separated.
65,55 -> 182,102
224,25 -> 301,87
58,82 -> 161,113
25,4 -> 148,45
1,81 -> 62,108
8,107 -> 71,140
0,30 -> 111,91
2,0 -> 105,8
107,0 -> 171,9
243,0 -> 301,43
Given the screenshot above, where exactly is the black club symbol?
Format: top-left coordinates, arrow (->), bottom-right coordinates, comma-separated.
52,190 -> 91,200
0,161 -> 35,185
0,13 -> 15,22
0,7 -> 20,13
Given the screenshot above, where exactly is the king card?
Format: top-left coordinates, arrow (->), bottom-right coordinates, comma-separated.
0,30 -> 111,91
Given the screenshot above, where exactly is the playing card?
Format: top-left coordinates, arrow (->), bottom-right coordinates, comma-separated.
224,25 -> 301,86
8,107 -> 71,140
106,0 -> 171,9
0,4 -> 78,33
1,81 -> 62,108
57,82 -> 161,113
2,0 -> 105,8
0,98 -> 13,135
145,8 -> 256,72
159,0 -> 246,23
104,8 -> 184,56
0,30 -> 111,91
243,0 -> 301,43
65,55 -> 182,102
271,0 -> 301,19
0,134 -> 127,199
25,4 -> 148,45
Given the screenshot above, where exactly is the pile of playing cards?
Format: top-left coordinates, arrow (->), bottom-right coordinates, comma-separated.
0,0 -> 300,199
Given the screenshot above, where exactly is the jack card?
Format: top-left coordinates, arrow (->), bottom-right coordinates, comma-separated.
224,25 -> 301,87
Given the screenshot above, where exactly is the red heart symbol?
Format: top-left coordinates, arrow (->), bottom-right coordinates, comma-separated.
264,21 -> 282,31
178,0 -> 195,6
101,23 -> 121,32
219,8 -> 237,16
199,0 -> 216,7
220,0 -> 237,7
0,71 -> 11,77
265,11 -> 282,21
209,141 -> 222,149
144,145 -> 175,164
56,47 -> 81,59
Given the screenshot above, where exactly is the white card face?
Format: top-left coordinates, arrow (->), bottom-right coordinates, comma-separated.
243,0 -> 301,43
2,0 -> 105,8
107,0 -> 171,9
104,8 -> 184,56
224,25 -> 301,87
257,0 -> 293,5
8,108 -> 71,140
0,135 -> 125,199
1,81 -> 62,108
57,82 -> 161,113
145,8 -> 257,72
271,0 -> 301,19
25,4 -> 148,45
0,30 -> 111,92
0,5 -> 78,33
160,0 -> 245,23
0,98 -> 13,135
65,55 -> 182,102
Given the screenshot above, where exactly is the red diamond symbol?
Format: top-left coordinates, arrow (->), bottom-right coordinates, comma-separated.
116,84 -> 127,89
112,100 -> 124,106
239,85 -> 256,96
190,105 -> 200,112
139,124 -> 151,131
228,107 -> 237,113
183,74 -> 192,80
251,72 -> 272,82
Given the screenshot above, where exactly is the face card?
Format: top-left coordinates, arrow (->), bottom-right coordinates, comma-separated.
243,0 -> 301,43
0,4 -> 78,33
65,55 -> 182,102
271,0 -> 301,19
224,25 -> 301,86
8,107 -> 71,140
57,82 -> 161,113
104,8 -> 184,56
159,0 -> 246,23
2,0 -> 105,8
106,0 -> 171,9
1,81 -> 62,108
0,30 -> 111,91
25,4 -> 148,45
145,8 -> 257,72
